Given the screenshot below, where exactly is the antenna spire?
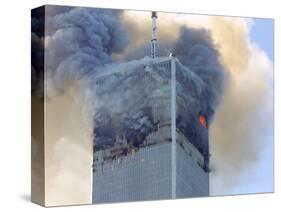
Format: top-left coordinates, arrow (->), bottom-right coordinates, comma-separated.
151,11 -> 158,58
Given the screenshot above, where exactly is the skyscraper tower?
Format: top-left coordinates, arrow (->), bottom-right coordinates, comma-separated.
92,12 -> 210,204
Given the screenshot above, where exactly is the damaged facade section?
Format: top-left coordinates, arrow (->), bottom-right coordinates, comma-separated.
92,57 -> 210,202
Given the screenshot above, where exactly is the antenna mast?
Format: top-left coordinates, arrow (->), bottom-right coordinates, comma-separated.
151,11 -> 158,58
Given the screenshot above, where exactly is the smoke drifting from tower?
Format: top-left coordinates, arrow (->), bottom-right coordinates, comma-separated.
31,6 -> 130,205
109,11 -> 273,194
31,6 -> 273,203
32,7 -> 226,203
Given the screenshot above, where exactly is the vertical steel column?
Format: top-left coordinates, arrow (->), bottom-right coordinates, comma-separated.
171,57 -> 176,198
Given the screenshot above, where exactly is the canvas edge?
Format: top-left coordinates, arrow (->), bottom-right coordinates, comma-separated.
31,5 -> 46,207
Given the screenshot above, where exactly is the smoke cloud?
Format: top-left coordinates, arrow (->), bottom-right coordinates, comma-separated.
120,12 -> 273,195
171,26 -> 226,119
208,17 -> 273,194
117,14 -> 227,164
120,13 -> 226,120
32,6 -> 129,205
31,7 -> 273,205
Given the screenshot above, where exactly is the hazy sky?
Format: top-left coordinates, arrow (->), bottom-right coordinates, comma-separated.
233,19 -> 274,194
251,19 -> 274,60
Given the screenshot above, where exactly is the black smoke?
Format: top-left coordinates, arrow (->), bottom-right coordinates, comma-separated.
172,26 -> 226,164
116,25 -> 226,162
172,26 -> 225,118
125,25 -> 226,120
32,6 -> 226,165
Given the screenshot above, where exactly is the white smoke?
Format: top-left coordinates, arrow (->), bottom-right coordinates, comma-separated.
31,7 -> 273,205
120,12 -> 274,195
32,6 -> 129,206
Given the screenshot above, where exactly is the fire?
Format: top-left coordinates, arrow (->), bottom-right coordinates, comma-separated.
199,115 -> 208,128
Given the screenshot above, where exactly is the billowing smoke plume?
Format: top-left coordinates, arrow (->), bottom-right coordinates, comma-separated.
31,6 -> 129,205
113,23 -> 226,162
120,12 -> 273,195
120,20 -> 226,122
171,26 -> 226,116
208,17 -> 273,194
31,7 -> 273,205
32,6 -> 128,98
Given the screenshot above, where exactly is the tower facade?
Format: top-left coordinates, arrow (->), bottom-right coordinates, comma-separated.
92,57 -> 210,203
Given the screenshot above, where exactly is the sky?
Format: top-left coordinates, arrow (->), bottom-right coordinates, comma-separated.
232,18 -> 274,194
250,18 -> 274,60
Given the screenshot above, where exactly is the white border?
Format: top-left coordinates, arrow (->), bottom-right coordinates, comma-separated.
0,0 -> 279,211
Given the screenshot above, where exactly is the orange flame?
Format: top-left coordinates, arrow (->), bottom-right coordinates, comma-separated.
199,115 -> 207,128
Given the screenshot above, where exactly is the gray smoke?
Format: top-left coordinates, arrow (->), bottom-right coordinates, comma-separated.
171,26 -> 226,119
32,6 -> 226,129
123,25 -> 227,123
93,58 -> 173,150
31,6 -> 129,205
31,6 -> 227,160
32,7 -> 227,204
95,25 -> 227,169
32,6 -> 129,98
31,8 -> 273,204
